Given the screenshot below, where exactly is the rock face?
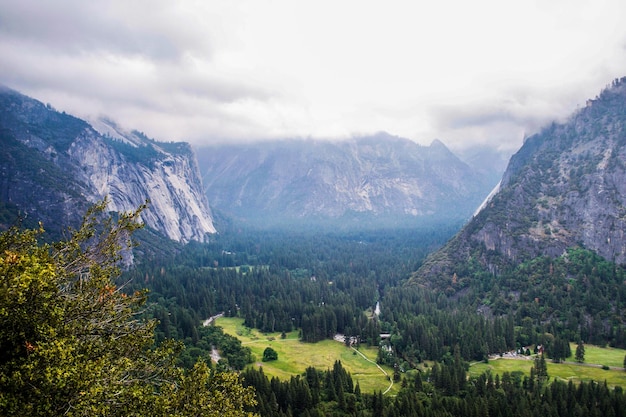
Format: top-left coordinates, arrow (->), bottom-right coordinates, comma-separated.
0,86 -> 215,242
413,78 -> 626,287
196,133 -> 495,230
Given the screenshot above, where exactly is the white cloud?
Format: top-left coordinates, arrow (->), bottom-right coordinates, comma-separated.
2,0 -> 626,152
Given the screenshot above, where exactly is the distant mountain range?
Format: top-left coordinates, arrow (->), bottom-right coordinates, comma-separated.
413,77 -> 626,289
0,85 -> 506,241
0,86 -> 215,243
195,134 -> 499,230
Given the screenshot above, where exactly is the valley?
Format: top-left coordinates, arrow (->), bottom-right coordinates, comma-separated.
195,134 -> 498,231
5,79 -> 626,416
216,316 -> 626,391
4,0 -> 626,412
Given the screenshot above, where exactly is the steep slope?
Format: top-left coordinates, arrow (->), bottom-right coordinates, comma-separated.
0,86 -> 215,242
412,77 -> 626,289
196,133 -> 496,230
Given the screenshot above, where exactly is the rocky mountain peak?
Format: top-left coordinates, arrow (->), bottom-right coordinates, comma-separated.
412,77 -> 626,289
0,86 -> 215,243
196,135 -> 497,230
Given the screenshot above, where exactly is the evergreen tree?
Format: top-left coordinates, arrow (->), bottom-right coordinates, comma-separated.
550,337 -> 571,363
575,340 -> 585,363
354,381 -> 361,399
532,354 -> 549,384
324,371 -> 337,401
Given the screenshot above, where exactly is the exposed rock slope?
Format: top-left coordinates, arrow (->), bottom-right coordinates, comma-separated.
413,78 -> 626,288
196,133 -> 495,229
0,86 -> 215,242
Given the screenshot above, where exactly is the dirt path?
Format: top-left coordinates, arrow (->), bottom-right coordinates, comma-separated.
558,360 -> 624,371
202,313 -> 224,363
202,312 -> 224,327
351,347 -> 394,395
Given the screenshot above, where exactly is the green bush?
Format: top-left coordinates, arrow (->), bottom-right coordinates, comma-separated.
262,346 -> 278,362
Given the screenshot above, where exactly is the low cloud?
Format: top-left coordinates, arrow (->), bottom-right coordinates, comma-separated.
0,1 -> 212,61
2,0 -> 626,152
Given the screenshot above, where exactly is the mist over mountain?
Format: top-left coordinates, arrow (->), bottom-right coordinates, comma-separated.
196,133 -> 498,231
0,86 -> 215,243
413,77 -> 626,289
455,145 -> 512,187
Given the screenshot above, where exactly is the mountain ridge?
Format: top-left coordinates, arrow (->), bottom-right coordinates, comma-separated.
196,133 -> 498,230
0,86 -> 215,243
412,77 -> 626,289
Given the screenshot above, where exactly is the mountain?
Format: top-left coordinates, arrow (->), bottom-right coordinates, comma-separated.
0,86 -> 216,242
456,145 -> 512,188
412,77 -> 626,289
195,133 -> 497,230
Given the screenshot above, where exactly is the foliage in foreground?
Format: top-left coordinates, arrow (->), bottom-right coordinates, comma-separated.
0,201 -> 256,417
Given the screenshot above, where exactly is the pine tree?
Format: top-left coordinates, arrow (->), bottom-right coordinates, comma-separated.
532,353 -> 549,384
550,337 -> 570,363
575,340 -> 585,363
372,390 -> 384,416
324,371 -> 337,401
414,372 -> 423,391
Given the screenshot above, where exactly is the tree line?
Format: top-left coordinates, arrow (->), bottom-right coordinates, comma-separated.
241,351 -> 626,417
125,229 -> 626,373
5,203 -> 626,416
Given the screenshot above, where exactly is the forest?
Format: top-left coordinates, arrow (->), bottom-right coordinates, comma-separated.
126,227 -> 626,364
121,224 -> 626,415
4,205 -> 626,416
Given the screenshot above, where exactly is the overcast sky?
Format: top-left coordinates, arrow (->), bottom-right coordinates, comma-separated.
2,0 -> 626,153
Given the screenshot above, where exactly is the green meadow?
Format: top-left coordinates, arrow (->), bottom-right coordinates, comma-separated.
215,317 -> 399,394
217,317 -> 626,390
470,343 -> 626,386
578,343 -> 625,368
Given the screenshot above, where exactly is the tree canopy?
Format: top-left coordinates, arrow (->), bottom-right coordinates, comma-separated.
262,347 -> 278,362
0,201 -> 257,416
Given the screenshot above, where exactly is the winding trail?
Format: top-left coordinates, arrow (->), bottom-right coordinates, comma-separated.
215,322 -> 394,394
351,347 -> 394,395
202,312 -> 224,327
203,313 -> 224,362
241,333 -> 394,394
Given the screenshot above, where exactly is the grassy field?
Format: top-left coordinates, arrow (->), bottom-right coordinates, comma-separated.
579,343 -> 625,368
214,317 -> 399,394
469,344 -> 626,386
216,317 -> 626,389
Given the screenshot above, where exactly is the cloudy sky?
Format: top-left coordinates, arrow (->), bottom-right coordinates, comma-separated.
2,0 -> 626,153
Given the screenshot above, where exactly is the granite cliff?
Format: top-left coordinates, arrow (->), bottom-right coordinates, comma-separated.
196,133 -> 496,230
0,86 -> 215,242
413,78 -> 626,289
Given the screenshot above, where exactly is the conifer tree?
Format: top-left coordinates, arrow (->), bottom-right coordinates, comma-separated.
575,340 -> 585,363
532,354 -> 549,385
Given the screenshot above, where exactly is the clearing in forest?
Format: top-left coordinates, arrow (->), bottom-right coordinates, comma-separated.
215,317 -> 398,394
